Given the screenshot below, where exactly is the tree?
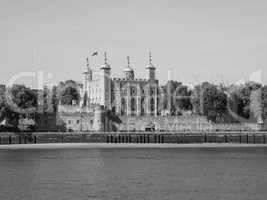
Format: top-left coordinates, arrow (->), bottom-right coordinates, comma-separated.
8,85 -> 37,110
162,81 -> 193,115
42,86 -> 59,113
0,101 -> 7,122
166,81 -> 182,113
1,85 -> 37,127
57,80 -> 81,105
228,82 -> 262,120
263,86 -> 267,121
191,84 -> 203,114
0,86 -> 6,122
51,86 -> 58,112
191,82 -> 227,122
173,85 -> 192,111
202,83 -> 227,122
250,85 -> 267,123
60,87 -> 80,105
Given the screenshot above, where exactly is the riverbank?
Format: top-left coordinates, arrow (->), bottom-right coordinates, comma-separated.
1,132 -> 267,145
1,143 -> 267,149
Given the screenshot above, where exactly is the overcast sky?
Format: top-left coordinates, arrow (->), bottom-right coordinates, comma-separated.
1,0 -> 267,87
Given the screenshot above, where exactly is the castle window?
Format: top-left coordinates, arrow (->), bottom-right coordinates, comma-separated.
77,120 -> 80,124
141,88 -> 145,95
150,98 -> 155,115
131,98 -> 136,116
68,120 -> 72,124
122,89 -> 127,95
141,98 -> 145,115
131,87 -> 136,96
121,98 -> 126,115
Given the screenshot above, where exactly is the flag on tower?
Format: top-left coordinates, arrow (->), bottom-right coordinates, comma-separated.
92,52 -> 98,56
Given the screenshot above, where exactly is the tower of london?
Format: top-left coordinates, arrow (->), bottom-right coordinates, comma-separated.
83,52 -> 159,117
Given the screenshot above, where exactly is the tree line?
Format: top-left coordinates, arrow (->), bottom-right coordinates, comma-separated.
164,81 -> 267,123
0,80 -> 81,129
0,80 -> 267,130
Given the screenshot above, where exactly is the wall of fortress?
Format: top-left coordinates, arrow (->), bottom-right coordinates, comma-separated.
104,115 -> 264,132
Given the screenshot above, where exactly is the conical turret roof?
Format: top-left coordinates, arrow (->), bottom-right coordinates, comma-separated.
123,56 -> 134,72
100,52 -> 111,69
146,52 -> 156,69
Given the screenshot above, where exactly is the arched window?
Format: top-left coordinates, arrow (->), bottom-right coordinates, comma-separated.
150,98 -> 155,115
112,106 -> 116,114
121,98 -> 126,115
131,98 -> 136,116
141,98 -> 145,115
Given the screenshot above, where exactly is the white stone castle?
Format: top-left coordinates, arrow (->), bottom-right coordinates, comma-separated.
82,52 -> 159,116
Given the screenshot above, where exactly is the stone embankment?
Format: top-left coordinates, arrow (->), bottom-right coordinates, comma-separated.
0,132 -> 267,145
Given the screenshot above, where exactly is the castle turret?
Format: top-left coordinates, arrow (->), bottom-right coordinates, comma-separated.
146,52 -> 156,80
123,56 -> 134,80
83,57 -> 92,95
93,104 -> 103,131
100,52 -> 111,109
83,57 -> 92,81
81,57 -> 92,107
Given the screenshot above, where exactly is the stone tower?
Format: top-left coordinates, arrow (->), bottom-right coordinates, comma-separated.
123,56 -> 134,80
83,57 -> 92,94
146,52 -> 156,80
100,52 -> 111,109
93,104 -> 103,131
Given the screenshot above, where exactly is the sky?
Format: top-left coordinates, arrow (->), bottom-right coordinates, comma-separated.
1,0 -> 267,88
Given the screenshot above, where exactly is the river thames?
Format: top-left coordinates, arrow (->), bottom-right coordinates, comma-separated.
1,145 -> 267,200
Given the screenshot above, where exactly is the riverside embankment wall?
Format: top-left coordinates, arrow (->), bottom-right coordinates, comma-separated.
0,132 -> 267,145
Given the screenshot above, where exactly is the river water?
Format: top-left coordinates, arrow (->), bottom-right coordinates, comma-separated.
0,146 -> 267,200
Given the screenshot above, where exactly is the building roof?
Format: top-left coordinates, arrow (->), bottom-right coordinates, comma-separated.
123,56 -> 134,72
146,63 -> 156,69
100,52 -> 111,69
146,52 -> 156,69
123,66 -> 134,72
101,62 -> 111,69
